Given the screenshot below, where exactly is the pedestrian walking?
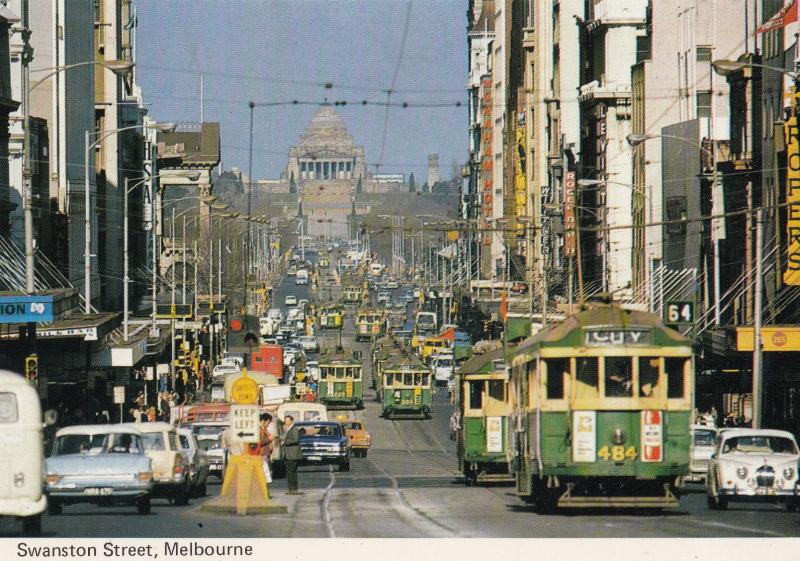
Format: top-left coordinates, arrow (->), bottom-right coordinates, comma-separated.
282,415 -> 303,494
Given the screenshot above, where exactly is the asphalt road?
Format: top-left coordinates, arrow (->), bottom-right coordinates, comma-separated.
7,266 -> 799,538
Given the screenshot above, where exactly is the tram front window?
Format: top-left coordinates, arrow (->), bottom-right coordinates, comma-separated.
638,357 -> 660,397
403,373 -> 412,386
488,379 -> 505,401
543,358 -> 567,399
468,381 -> 483,410
666,357 -> 686,398
575,357 -> 598,399
605,357 -> 633,397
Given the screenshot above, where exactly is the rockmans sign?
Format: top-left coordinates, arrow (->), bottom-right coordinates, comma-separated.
0,295 -> 55,323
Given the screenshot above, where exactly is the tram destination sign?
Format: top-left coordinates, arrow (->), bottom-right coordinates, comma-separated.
584,328 -> 652,347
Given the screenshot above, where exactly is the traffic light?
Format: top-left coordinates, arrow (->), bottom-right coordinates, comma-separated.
25,354 -> 38,386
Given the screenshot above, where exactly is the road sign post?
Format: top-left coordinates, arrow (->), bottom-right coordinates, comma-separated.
201,369 -> 287,515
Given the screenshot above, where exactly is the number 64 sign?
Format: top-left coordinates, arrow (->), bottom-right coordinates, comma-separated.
665,301 -> 694,324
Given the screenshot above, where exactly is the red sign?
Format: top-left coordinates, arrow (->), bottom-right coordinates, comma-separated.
641,410 -> 663,462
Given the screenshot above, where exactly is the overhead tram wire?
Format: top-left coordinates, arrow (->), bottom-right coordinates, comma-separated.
377,0 -> 414,170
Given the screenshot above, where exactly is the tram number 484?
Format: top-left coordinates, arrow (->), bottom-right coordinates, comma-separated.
665,301 -> 694,323
598,445 -> 638,462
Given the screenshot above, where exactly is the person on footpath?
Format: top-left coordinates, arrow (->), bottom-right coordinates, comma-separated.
282,415 -> 303,495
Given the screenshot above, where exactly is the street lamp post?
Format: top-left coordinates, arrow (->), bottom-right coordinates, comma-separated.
85,120 -> 175,315
122,170 -> 199,341
22,59 -> 134,294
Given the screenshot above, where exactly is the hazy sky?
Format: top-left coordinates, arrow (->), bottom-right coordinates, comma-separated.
135,0 -> 467,181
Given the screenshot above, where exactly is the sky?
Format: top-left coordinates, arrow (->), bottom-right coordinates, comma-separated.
135,0 -> 468,181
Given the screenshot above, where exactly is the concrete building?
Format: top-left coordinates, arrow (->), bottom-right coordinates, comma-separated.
465,0 -> 495,279
630,1 -> 742,311
94,0 -> 144,310
578,0 -> 648,296
29,1 -> 96,296
0,2 -> 19,239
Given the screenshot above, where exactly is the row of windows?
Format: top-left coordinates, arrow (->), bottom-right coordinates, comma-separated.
320,367 -> 362,380
384,372 -> 430,387
299,160 -> 354,180
543,356 -> 687,400
467,380 -> 507,410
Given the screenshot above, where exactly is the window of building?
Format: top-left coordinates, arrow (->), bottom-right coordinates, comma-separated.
323,162 -> 330,179
604,357 -> 633,397
696,46 -> 712,62
666,196 -> 687,236
696,90 -> 712,118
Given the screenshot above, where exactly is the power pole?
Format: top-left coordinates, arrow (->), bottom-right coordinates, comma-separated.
752,208 -> 763,428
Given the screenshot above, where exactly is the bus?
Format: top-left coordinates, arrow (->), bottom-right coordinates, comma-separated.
412,311 -> 438,350
455,347 -> 514,485
510,300 -> 694,512
380,357 -> 432,419
356,309 -> 387,342
317,351 -> 364,409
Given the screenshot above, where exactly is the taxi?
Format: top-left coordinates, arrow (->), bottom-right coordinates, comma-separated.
342,418 -> 372,457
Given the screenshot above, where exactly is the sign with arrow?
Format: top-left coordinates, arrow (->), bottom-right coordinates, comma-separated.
230,404 -> 259,445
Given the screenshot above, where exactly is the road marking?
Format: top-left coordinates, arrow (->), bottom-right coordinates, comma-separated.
389,420 -> 416,457
321,467 -> 336,538
367,456 -> 459,536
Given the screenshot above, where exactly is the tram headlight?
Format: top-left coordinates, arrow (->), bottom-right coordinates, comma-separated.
783,467 -> 795,480
612,428 -> 627,445
736,466 -> 748,479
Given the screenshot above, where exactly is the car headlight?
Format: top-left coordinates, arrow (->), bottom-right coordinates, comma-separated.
46,473 -> 61,485
736,466 -> 748,479
784,467 -> 795,480
138,471 -> 153,482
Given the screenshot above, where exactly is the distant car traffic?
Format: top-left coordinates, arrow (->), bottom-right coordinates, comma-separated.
285,295 -> 298,306
298,335 -> 320,353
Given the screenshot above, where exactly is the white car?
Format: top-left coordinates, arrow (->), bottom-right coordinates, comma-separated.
683,425 -> 717,485
706,428 -> 800,511
298,335 -> 320,353
306,360 -> 320,381
124,423 -> 191,505
285,295 -> 298,306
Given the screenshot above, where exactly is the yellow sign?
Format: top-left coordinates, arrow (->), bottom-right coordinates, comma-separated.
736,326 -> 800,352
784,116 -> 800,284
230,369 -> 259,404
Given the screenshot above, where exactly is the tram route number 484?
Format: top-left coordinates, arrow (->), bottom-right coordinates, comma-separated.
664,301 -> 694,324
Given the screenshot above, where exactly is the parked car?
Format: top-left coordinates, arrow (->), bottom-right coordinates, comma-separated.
176,427 -> 210,497
127,422 -> 191,505
298,335 -> 320,353
285,295 -> 298,306
293,421 -> 351,471
45,425 -> 153,515
706,428 -> 800,511
0,370 -> 47,535
683,425 -> 718,485
342,419 -> 372,458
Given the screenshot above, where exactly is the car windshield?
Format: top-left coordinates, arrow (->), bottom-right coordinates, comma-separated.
298,423 -> 341,437
53,432 -> 143,455
722,435 -> 798,455
344,422 -> 363,430
693,429 -> 716,447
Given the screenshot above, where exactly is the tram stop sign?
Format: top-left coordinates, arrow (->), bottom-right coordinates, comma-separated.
230,371 -> 259,405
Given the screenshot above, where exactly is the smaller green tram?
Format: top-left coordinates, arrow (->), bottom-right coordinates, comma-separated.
342,285 -> 364,305
319,304 -> 344,330
511,302 -> 694,512
317,350 -> 364,409
356,308 -> 387,342
380,356 -> 432,419
455,347 -> 515,485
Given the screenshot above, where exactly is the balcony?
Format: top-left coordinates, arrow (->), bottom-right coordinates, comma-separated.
578,79 -> 631,102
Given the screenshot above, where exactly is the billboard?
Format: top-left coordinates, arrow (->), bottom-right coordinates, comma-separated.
563,172 -> 577,256
784,116 -> 800,285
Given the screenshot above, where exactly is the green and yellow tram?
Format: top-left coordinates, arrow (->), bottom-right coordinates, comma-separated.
456,347 -> 515,485
342,285 -> 363,305
380,357 -> 432,419
510,302 -> 694,511
372,343 -> 405,397
356,308 -> 387,342
317,351 -> 364,409
319,304 -> 344,330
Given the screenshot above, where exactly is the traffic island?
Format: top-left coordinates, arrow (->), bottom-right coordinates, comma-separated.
201,455 -> 288,515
